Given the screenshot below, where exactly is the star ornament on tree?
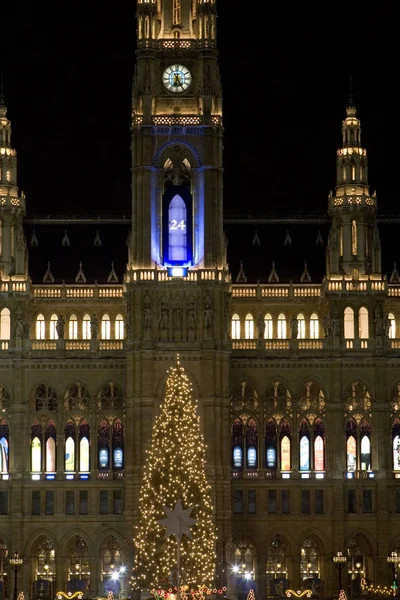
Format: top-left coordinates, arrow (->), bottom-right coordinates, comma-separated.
159,501 -> 197,541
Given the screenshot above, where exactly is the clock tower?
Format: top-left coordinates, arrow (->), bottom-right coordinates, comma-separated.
126,1 -> 232,592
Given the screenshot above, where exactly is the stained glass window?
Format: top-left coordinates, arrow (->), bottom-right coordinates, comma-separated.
168,195 -> 187,262
281,436 -> 291,471
347,436 -> 356,472
45,421 -> 56,472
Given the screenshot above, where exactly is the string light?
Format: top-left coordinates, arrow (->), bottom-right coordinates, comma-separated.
131,356 -> 217,591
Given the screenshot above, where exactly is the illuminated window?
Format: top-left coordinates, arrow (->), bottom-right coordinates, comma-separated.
297,313 -> 305,339
310,313 -> 319,339
168,195 -> 187,262
36,314 -> 45,340
342,165 -> 346,182
352,220 -> 357,255
31,421 -> 42,472
49,314 -> 58,340
360,165 -> 363,181
245,314 -> 254,339
79,422 -> 90,472
231,314 -> 240,339
265,419 -> 277,468
115,314 -> 124,340
45,422 -> 56,472
264,313 -> 273,339
346,419 -> 371,472
82,314 -> 91,340
358,307 -> 369,339
392,419 -> 400,470
314,436 -> 324,471
0,307 -> 10,340
65,422 -> 76,472
277,313 -> 286,339
112,420 -> 124,470
6,171 -> 10,182
101,314 -> 111,340
344,307 -> 354,339
299,426 -> 310,471
69,314 -> 78,340
0,422 -> 9,474
280,419 -> 291,471
232,419 -> 243,469
246,419 -> 257,469
351,164 -> 356,181
388,313 -> 396,339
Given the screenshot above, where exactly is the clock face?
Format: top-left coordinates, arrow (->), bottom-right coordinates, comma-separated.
162,64 -> 192,93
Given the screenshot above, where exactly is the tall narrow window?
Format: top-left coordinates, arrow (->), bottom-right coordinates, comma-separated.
168,195 -> 187,262
297,313 -> 305,339
232,419 -> 244,469
0,422 -> 9,474
352,220 -> 357,256
115,314 -> 124,340
265,419 -> 277,469
351,164 -> 356,181
314,419 -> 325,471
82,314 -> 91,340
98,420 -> 110,470
69,314 -> 78,340
340,225 -> 343,256
101,314 -> 111,340
342,165 -> 346,182
360,420 -> 371,471
36,314 -> 45,340
79,422 -> 90,472
49,314 -> 58,340
0,308 -> 10,340
388,313 -> 396,339
299,420 -> 310,471
280,420 -> 291,471
246,419 -> 258,469
172,0 -> 181,25
310,313 -> 319,339
392,419 -> 400,470
277,313 -> 286,339
65,422 -> 76,472
231,314 -> 240,340
245,314 -> 254,339
45,422 -> 56,472
358,307 -> 369,339
264,313 -> 273,339
346,420 -> 357,472
344,307 -> 355,339
112,420 -> 124,470
31,422 -> 42,472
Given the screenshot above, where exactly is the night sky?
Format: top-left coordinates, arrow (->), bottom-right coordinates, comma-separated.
0,3 -> 398,218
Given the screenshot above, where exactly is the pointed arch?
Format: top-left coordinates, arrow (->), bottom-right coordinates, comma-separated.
231,313 -> 241,340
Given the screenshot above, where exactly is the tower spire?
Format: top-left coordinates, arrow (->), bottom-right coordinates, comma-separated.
348,73 -> 354,108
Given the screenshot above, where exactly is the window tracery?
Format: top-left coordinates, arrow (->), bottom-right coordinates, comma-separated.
300,537 -> 320,581
265,381 -> 292,414
0,384 -> 9,412
31,384 -> 58,412
231,381 -> 259,414
344,382 -> 372,416
64,382 -> 91,411
297,381 -> 325,416
97,383 -> 125,412
266,536 -> 288,597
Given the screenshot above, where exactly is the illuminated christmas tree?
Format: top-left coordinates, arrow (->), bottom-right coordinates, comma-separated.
131,356 -> 216,592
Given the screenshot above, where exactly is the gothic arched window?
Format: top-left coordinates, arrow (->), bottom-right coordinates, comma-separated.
65,421 -> 76,472
265,419 -> 277,469
0,420 -> 9,474
277,313 -> 287,339
97,382 -> 125,411
232,419 -> 244,469
31,420 -> 42,472
82,313 -> 91,340
246,419 -> 258,469
36,314 -> 45,340
388,313 -> 396,339
392,418 -> 400,471
115,314 -> 124,340
45,421 -> 56,473
231,314 -> 240,340
280,419 -> 291,471
98,420 -> 111,470
264,313 -> 273,339
346,418 -> 372,473
112,419 -> 124,470
64,382 -> 90,411
358,307 -> 369,339
299,419 -> 310,471
49,314 -> 58,340
297,313 -> 305,339
310,313 -> 319,339
79,420 -> 90,472
344,307 -> 355,339
0,307 -> 10,340
69,314 -> 78,340
245,314 -> 254,339
101,314 -> 111,340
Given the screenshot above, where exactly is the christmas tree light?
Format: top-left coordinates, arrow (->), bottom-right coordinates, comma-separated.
131,355 -> 217,592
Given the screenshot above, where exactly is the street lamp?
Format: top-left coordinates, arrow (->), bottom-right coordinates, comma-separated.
333,551 -> 347,592
9,552 -> 23,600
387,551 -> 400,593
